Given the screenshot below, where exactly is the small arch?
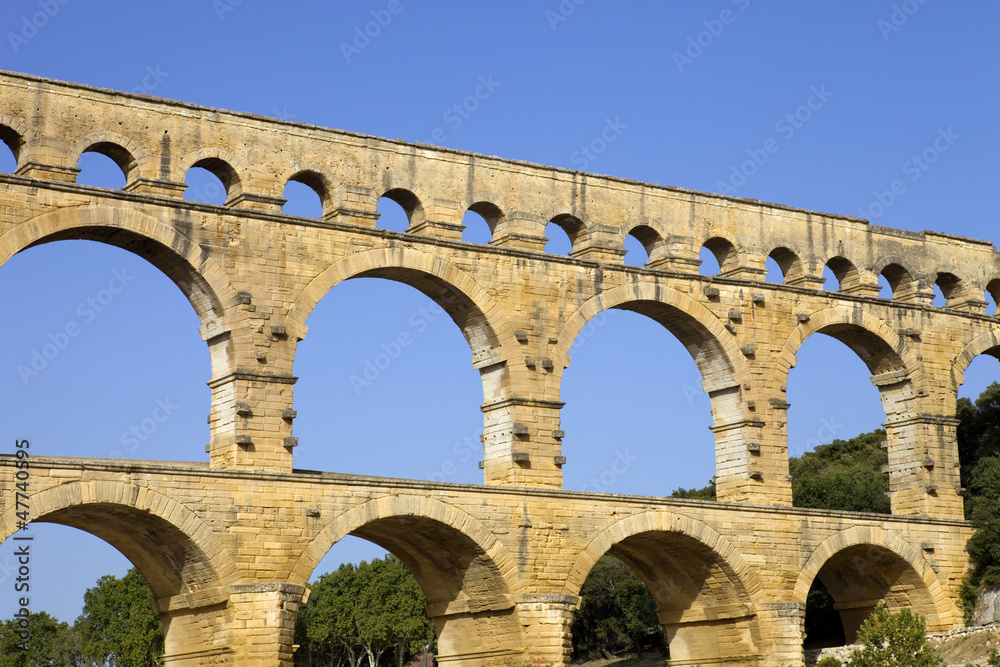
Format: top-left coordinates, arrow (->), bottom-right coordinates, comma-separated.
701,236 -> 738,275
878,262 -> 918,300
462,201 -> 502,245
180,149 -> 247,205
76,148 -> 128,189
0,123 -> 24,172
950,329 -> 1000,394
380,187 -> 423,227
283,169 -> 330,218
768,246 -> 804,284
985,279 -> 1000,316
79,141 -> 138,183
825,256 -> 860,292
935,271 -> 963,308
624,224 -> 661,267
544,220 -> 573,255
548,214 -> 586,254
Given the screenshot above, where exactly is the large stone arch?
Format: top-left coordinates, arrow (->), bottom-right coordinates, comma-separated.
292,493 -> 524,664
564,510 -> 763,665
557,281 -> 747,391
794,526 -> 954,641
951,328 -> 1000,394
0,478 -> 238,660
288,246 -> 521,392
0,204 -> 240,374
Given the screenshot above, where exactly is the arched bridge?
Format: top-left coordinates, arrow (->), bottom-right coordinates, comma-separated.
0,70 -> 994,665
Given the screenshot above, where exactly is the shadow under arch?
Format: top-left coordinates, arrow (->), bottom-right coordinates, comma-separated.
777,306 -> 915,377
557,282 -> 747,391
0,204 -> 239,375
288,247 -> 522,395
794,525 -> 954,642
564,510 -> 763,665
292,493 -> 524,662
0,477 -> 238,658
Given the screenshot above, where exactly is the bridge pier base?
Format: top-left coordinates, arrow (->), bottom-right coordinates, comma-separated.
198,583 -> 304,666
755,602 -> 807,667
513,594 -> 576,665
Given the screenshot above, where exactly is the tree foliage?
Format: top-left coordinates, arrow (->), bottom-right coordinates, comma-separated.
790,429 -> 890,513
571,554 -> 665,659
957,383 -> 1000,595
295,555 -> 434,667
75,568 -> 163,667
847,604 -> 941,667
670,480 -> 716,500
0,611 -> 81,666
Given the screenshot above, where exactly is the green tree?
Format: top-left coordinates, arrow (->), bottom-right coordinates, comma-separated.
790,430 -> 890,513
956,382 -> 1000,492
75,568 -> 163,667
965,454 -> 1000,587
670,480 -> 716,500
0,611 -> 81,666
847,604 -> 941,667
296,556 -> 434,667
571,554 -> 665,659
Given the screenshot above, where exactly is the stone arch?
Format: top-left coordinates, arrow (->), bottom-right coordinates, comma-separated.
699,234 -> 743,275
622,220 -> 667,265
71,130 -> 149,183
825,255 -> 862,291
465,199 -> 505,236
0,478 -> 238,659
281,166 -> 336,217
776,305 -> 917,383
541,207 -> 593,254
0,204 -> 240,374
951,328 -> 1000,394
288,246 -> 519,388
794,526 -> 953,638
179,147 -> 249,201
767,245 -> 806,283
564,510 -> 763,664
0,114 -> 31,167
557,281 -> 747,392
292,493 -> 524,662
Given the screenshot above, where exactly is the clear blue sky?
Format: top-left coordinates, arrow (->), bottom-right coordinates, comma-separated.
1,0 -> 998,624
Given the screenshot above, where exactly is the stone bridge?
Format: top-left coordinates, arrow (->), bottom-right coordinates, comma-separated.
0,70 -> 995,665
